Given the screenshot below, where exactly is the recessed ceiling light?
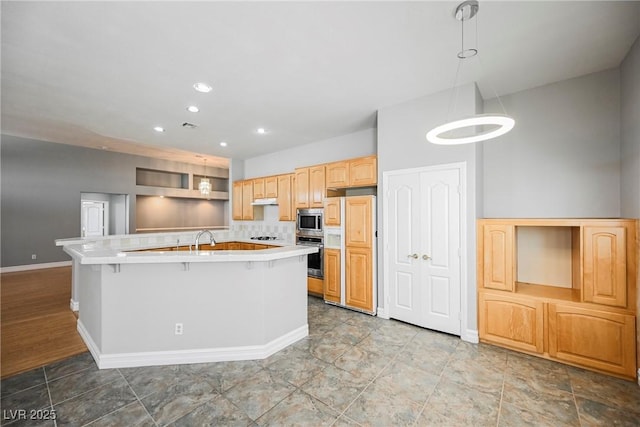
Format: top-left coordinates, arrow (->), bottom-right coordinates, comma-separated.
220,141 -> 228,147
257,128 -> 266,134
193,82 -> 212,93
187,105 -> 200,113
153,126 -> 165,132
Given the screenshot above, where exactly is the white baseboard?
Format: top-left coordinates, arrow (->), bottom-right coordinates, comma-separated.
376,306 -> 389,319
70,299 -> 79,312
462,328 -> 479,344
1,261 -> 71,274
78,320 -> 309,369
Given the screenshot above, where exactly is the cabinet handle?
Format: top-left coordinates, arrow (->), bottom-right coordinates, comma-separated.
422,254 -> 431,260
407,254 -> 418,259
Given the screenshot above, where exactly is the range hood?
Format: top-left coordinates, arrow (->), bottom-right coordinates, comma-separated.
251,198 -> 278,206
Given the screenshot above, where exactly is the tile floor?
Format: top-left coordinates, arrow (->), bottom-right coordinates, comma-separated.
2,296 -> 640,426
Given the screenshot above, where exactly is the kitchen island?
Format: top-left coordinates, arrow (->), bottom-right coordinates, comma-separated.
58,232 -> 316,369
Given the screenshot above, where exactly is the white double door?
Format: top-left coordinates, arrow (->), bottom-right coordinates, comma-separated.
385,164 -> 462,335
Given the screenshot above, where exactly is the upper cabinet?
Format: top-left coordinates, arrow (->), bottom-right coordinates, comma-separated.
583,226 -> 627,307
232,181 -> 243,220
324,197 -> 341,226
265,176 -> 278,198
325,156 -> 377,189
241,180 -> 254,220
295,165 -> 325,208
277,174 -> 295,221
253,178 -> 265,199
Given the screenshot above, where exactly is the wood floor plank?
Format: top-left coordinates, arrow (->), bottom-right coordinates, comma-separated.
1,267 -> 87,378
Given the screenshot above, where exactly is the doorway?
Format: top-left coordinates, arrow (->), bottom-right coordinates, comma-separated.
80,193 -> 129,237
383,163 -> 466,336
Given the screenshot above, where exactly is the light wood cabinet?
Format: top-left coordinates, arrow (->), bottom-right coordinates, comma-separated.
325,156 -> 377,189
482,224 -> 515,291
583,227 -> 627,307
346,247 -> 373,312
277,174 -> 295,221
478,291 -> 544,354
265,176 -> 278,198
324,198 -> 341,226
345,196 -> 373,248
324,248 -> 341,303
232,181 -> 243,220
325,161 -> 349,188
241,180 -> 254,220
477,218 -> 638,380
548,303 -> 636,378
253,178 -> 265,199
295,166 -> 325,208
308,276 -> 323,296
349,156 -> 377,187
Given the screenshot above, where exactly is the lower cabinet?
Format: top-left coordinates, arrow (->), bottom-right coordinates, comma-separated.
479,291 -> 637,379
479,292 -> 544,354
324,248 -> 341,303
308,277 -> 323,295
345,247 -> 373,312
548,303 -> 636,378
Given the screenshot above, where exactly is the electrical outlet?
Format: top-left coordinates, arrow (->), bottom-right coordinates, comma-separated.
31,254 -> 37,260
174,323 -> 183,335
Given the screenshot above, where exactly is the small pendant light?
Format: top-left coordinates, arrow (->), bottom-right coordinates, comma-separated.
199,158 -> 211,196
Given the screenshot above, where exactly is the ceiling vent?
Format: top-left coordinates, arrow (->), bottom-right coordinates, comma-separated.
182,122 -> 198,129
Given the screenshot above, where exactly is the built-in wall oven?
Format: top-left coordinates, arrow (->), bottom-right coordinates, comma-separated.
296,235 -> 323,279
297,208 -> 324,278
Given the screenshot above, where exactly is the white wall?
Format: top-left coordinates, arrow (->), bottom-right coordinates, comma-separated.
377,82 -> 482,338
243,128 -> 376,178
483,69 -> 621,218
621,36 -> 640,219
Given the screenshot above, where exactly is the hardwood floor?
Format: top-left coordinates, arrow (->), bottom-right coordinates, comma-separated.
1,266 -> 87,378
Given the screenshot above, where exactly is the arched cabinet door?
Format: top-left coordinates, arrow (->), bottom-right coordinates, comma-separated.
583,227 -> 627,308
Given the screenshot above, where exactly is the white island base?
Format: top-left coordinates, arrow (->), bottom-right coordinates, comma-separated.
76,255 -> 309,369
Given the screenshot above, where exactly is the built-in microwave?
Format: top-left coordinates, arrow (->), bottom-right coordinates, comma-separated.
296,208 -> 323,237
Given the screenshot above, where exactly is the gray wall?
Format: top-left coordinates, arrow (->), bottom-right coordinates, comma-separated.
483,68 -> 621,218
377,82 -> 482,336
1,135 -> 228,267
243,128 -> 376,179
621,36 -> 640,219
136,196 -> 226,230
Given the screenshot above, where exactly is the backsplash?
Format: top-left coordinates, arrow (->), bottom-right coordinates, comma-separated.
230,222 -> 295,243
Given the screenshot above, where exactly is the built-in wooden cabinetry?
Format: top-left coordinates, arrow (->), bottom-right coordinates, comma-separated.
324,198 -> 341,226
295,165 -> 326,208
477,218 -> 638,380
345,196 -> 375,312
276,174 -> 295,221
324,248 -> 341,303
265,176 -> 278,198
308,277 -> 323,295
242,180 -> 255,220
325,155 -> 377,189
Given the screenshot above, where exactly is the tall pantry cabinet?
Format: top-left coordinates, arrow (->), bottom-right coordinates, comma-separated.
477,218 -> 638,380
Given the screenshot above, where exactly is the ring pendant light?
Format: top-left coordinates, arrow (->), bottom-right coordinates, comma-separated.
426,1 -> 515,145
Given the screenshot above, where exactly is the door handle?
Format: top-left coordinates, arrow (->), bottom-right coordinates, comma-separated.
422,254 -> 431,260
407,254 -> 418,259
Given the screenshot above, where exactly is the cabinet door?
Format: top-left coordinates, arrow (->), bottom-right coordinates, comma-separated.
232,181 -> 243,220
324,198 -> 341,226
308,277 -> 323,295
478,292 -> 544,353
295,168 -> 309,208
349,156 -> 377,187
326,161 -> 349,188
253,178 -> 265,199
346,247 -> 373,312
482,224 -> 515,291
548,303 -> 636,378
242,181 -> 254,220
277,174 -> 294,221
265,176 -> 278,198
345,196 -> 373,248
583,227 -> 627,308
324,248 -> 341,303
309,165 -> 326,208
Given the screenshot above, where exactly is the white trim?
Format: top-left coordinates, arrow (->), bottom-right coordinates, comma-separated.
0,261 -> 72,273
462,329 -> 479,344
70,299 -> 79,312
637,368 -> 640,387
382,162 -> 469,337
78,321 -> 309,369
376,306 -> 390,319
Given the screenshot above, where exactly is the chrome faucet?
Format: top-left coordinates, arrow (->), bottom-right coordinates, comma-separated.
194,230 -> 216,251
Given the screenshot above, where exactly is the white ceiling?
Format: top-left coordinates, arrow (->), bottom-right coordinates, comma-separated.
2,1 -> 639,168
